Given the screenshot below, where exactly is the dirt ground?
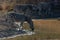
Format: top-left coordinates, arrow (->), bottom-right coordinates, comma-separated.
5,19 -> 60,40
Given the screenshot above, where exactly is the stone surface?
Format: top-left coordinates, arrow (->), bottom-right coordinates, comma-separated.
0,29 -> 35,40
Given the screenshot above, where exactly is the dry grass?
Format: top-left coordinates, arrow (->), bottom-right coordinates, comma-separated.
5,19 -> 60,40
